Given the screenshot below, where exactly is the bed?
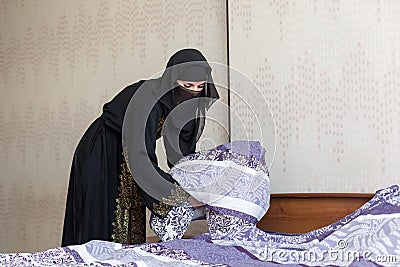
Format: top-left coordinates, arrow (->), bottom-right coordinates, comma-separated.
146,192 -> 374,242
1,188 -> 399,266
1,141 -> 399,266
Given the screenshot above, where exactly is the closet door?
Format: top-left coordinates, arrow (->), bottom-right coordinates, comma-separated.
228,1 -> 400,193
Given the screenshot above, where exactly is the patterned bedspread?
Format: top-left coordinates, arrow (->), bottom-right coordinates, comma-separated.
2,187 -> 399,266
1,141 -> 399,266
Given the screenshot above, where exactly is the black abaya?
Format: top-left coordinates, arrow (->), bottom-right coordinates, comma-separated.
62,49 -> 219,246
62,81 -> 146,246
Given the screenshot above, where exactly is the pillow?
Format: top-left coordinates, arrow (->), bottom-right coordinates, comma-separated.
170,140 -> 270,222
150,140 -> 270,241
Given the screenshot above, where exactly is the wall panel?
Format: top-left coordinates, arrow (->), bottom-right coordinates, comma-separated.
228,0 -> 400,193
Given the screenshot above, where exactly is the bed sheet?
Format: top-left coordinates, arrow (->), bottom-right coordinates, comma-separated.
1,185 -> 399,267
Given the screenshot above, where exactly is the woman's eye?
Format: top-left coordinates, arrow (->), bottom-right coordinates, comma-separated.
198,84 -> 205,88
184,84 -> 192,88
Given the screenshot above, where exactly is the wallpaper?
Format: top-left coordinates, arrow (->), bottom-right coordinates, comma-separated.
2,0 -> 400,255
229,0 -> 400,193
0,0 -> 227,252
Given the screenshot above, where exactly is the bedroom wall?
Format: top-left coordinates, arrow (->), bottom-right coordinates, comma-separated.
229,1 -> 400,193
3,0 -> 399,254
0,0 -> 227,253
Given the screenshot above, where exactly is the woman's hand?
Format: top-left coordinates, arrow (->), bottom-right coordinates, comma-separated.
187,195 -> 203,208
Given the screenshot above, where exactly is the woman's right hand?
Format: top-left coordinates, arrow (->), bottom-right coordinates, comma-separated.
187,195 -> 203,208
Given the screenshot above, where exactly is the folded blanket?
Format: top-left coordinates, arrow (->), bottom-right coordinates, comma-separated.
150,140 -> 270,241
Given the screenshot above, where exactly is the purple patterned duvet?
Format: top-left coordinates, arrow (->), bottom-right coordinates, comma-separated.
150,141 -> 271,242
1,141 -> 400,267
1,186 -> 399,266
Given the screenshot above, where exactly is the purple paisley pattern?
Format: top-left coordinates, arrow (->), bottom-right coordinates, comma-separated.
150,141 -> 270,242
216,140 -> 267,162
1,140 -> 399,266
207,206 -> 258,224
149,201 -> 195,242
208,185 -> 400,266
171,141 -> 270,217
1,186 -> 399,266
149,141 -> 400,266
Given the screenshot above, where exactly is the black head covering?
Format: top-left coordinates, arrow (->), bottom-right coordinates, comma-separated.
158,48 -> 219,111
162,49 -> 219,163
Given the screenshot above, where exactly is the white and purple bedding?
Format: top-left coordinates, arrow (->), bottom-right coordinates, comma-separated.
150,141 -> 270,242
1,141 -> 399,266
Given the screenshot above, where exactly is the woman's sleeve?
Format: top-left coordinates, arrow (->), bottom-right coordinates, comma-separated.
123,102 -> 189,218
163,119 -> 198,169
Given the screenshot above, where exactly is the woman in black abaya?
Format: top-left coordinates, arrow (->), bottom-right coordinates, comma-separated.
62,48 -> 219,246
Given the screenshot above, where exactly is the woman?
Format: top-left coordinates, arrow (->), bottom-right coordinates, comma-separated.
62,48 -> 219,246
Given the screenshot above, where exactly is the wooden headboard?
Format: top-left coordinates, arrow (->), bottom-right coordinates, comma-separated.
257,193 -> 374,233
146,192 -> 374,242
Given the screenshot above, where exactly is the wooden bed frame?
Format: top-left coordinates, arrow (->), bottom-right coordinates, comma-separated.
146,192 -> 374,242
257,193 -> 374,233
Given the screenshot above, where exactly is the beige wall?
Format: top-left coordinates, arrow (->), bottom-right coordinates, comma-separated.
229,1 -> 400,193
0,0 -> 227,252
2,0 -> 400,254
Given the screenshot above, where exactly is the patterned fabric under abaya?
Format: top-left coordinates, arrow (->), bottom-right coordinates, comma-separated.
111,115 -> 166,244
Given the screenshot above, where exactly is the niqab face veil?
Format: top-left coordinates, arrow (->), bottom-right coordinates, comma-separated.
122,48 -> 219,202
159,49 -> 219,165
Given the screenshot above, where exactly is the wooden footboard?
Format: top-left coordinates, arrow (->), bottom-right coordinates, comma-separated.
256,193 -> 374,233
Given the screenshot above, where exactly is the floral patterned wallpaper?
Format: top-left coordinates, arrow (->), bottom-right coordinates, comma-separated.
0,0 -> 227,252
